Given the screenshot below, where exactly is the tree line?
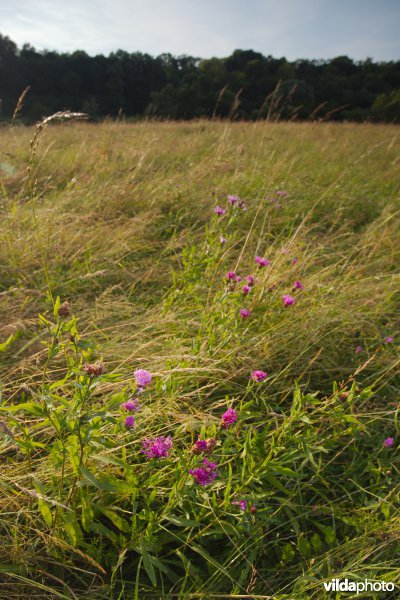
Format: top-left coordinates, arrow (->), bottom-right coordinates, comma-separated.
1,33 -> 399,123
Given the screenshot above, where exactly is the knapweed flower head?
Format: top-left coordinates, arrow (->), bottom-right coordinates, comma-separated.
384,437 -> 394,448
58,301 -> 71,318
189,458 -> 218,486
293,281 -> 304,290
245,275 -> 255,287
226,271 -> 236,281
214,206 -> 226,216
121,398 -> 140,412
283,294 -> 296,306
384,336 -> 394,344
251,370 -> 267,382
83,361 -> 105,377
239,308 -> 251,318
142,436 -> 173,459
242,285 -> 251,295
191,438 -> 208,455
227,194 -> 240,206
255,256 -> 270,268
235,276 -> 242,283
221,407 -> 238,429
276,190 -> 287,197
238,200 -> 247,210
355,345 -> 363,354
232,499 -> 247,511
134,369 -> 152,388
291,258 -> 298,265
125,415 -> 135,429
220,235 -> 227,244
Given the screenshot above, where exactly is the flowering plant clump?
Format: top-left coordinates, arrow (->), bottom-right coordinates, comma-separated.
189,458 -> 218,486
142,436 -> 173,459
134,369 -> 152,388
251,370 -> 267,382
220,407 -> 238,429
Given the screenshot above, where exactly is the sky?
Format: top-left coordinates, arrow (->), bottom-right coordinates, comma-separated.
1,0 -> 399,61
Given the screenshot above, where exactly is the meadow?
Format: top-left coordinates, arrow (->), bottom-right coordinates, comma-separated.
0,118 -> 399,599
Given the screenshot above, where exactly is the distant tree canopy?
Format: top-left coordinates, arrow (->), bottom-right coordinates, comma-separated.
0,34 -> 399,123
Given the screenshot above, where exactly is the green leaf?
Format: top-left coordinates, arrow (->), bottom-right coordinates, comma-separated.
141,547 -> 157,587
164,515 -> 199,528
63,512 -> 83,547
53,296 -> 61,318
79,466 -> 132,494
0,334 -> 14,352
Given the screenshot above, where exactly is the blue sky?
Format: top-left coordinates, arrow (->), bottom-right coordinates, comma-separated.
1,0 -> 399,60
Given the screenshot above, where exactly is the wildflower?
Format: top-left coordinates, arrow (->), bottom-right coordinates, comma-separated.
384,437 -> 394,448
293,281 -> 304,290
355,345 -> 363,354
189,458 -> 218,486
251,370 -> 267,382
250,505 -> 257,514
235,276 -> 242,283
214,206 -> 226,216
276,190 -> 287,197
142,436 -> 173,459
220,235 -> 227,244
255,256 -> 270,268
206,437 -> 217,451
238,200 -> 247,210
191,438 -> 208,455
291,258 -> 298,265
121,398 -> 140,412
242,285 -> 251,295
227,194 -> 240,206
125,415 -> 135,429
226,271 -> 236,280
232,499 -> 247,511
245,275 -> 255,287
220,407 -> 238,429
384,336 -> 394,344
283,294 -> 296,306
83,361 -> 105,377
58,301 -> 71,318
239,308 -> 251,318
134,369 -> 152,388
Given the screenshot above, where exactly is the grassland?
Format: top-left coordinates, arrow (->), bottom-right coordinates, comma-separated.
0,119 -> 399,599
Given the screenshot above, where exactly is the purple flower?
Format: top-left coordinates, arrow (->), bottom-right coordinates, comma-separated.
283,294 -> 296,306
142,436 -> 173,459
227,194 -> 240,206
255,256 -> 270,268
238,200 -> 247,210
220,235 -> 227,244
245,275 -> 255,287
291,258 -> 298,265
121,398 -> 140,412
226,271 -> 236,280
134,369 -> 152,388
195,438 -> 208,452
232,499 -> 247,511
242,285 -> 251,295
293,281 -> 304,290
221,407 -> 238,429
384,336 -> 394,344
125,415 -> 135,429
235,276 -> 242,283
239,308 -> 251,319
276,190 -> 287,197
251,370 -> 267,382
384,437 -> 394,448
214,206 -> 226,216
355,345 -> 363,354
189,458 -> 218,486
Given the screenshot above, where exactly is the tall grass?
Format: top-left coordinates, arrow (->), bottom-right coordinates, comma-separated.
0,120 -> 399,598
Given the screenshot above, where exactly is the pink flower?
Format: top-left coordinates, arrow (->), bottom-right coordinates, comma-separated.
283,294 -> 296,306
242,285 -> 251,295
245,275 -> 255,287
142,436 -> 173,459
239,308 -> 251,318
293,281 -> 304,290
232,499 -> 247,511
214,206 -> 226,216
125,415 -> 135,429
384,336 -> 394,344
276,190 -> 287,197
134,369 -> 152,388
226,271 -> 236,280
355,345 -> 363,354
235,276 -> 242,283
384,437 -> 394,448
121,398 -> 140,412
189,458 -> 218,486
291,258 -> 298,265
251,370 -> 267,382
220,235 -> 227,244
255,256 -> 270,268
227,194 -> 240,206
238,200 -> 247,210
221,407 -> 238,429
